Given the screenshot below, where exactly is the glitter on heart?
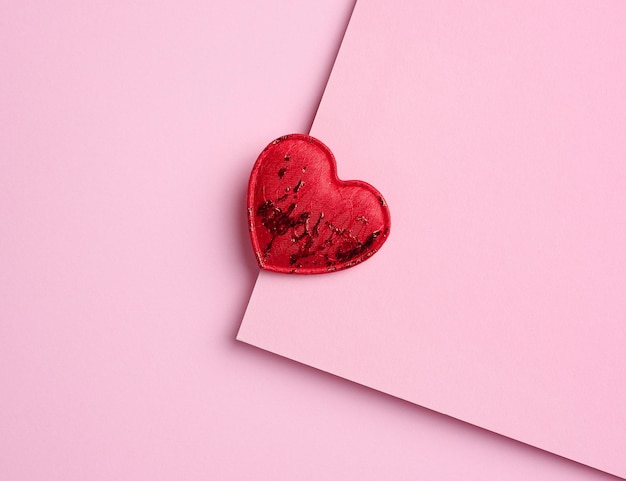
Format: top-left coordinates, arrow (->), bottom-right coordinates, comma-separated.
247,134 -> 391,274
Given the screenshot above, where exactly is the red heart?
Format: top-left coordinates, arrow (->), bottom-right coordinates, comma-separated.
247,134 -> 390,274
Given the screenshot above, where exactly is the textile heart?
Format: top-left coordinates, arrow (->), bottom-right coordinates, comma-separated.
247,134 -> 391,274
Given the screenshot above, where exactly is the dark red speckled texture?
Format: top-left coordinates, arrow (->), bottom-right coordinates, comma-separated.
247,134 -> 391,274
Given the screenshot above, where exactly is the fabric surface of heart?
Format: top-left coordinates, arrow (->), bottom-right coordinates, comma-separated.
247,134 -> 390,274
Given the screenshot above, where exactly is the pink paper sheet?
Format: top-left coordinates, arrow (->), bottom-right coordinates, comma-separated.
239,0 -> 626,477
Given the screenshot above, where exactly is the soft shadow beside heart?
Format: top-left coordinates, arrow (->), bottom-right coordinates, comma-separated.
226,164 -> 260,341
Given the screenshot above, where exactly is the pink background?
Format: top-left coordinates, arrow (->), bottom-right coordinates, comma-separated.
0,1 -> 621,480
239,0 -> 626,477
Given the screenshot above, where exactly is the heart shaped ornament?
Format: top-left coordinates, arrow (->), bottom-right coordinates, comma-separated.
247,134 -> 391,274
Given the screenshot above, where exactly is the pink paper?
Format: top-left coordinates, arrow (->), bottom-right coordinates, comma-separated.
239,0 -> 626,477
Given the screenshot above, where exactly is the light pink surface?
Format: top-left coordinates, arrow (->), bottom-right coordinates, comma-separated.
0,1 -> 621,480
239,0 -> 626,478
